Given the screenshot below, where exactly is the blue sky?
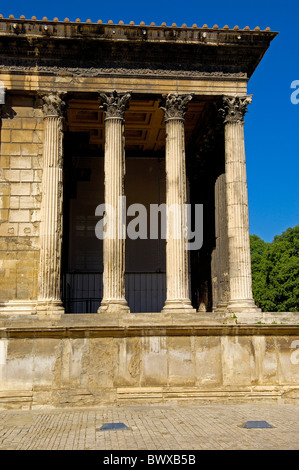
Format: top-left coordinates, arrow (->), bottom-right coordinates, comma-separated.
1,0 -> 298,242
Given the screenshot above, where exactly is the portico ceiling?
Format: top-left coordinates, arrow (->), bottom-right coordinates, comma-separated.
66,98 -> 206,152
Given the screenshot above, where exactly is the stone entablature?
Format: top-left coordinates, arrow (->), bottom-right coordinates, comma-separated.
0,17 -> 277,81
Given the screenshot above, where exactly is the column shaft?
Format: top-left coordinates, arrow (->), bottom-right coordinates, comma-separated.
98,91 -> 131,313
222,95 -> 260,313
161,94 -> 195,313
100,118 -> 127,309
37,93 -> 65,315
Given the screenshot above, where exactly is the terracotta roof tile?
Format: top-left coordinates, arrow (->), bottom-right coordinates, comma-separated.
0,15 -> 272,31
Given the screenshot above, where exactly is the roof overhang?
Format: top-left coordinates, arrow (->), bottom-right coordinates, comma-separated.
0,18 -> 278,80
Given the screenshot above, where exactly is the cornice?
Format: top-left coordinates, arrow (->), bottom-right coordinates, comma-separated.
0,18 -> 278,79
0,16 -> 278,43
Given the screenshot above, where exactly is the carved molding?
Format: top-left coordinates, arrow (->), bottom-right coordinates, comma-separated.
40,92 -> 66,118
220,95 -> 252,124
99,90 -> 132,119
160,93 -> 194,121
0,63 -> 247,79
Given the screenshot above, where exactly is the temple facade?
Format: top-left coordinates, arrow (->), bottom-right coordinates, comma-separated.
0,16 -> 298,408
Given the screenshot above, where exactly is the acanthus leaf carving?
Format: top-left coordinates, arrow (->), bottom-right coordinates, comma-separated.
40,92 -> 66,117
160,93 -> 194,121
99,90 -> 132,119
220,95 -> 252,124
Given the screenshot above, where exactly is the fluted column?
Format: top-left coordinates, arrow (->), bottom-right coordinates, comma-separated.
37,93 -> 65,315
221,95 -> 260,313
160,94 -> 196,313
98,90 -> 131,313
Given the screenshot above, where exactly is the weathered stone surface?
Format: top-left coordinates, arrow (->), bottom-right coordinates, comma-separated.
0,315 -> 298,407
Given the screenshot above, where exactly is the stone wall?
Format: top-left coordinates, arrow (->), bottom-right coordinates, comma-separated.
0,313 -> 298,409
0,95 -> 43,304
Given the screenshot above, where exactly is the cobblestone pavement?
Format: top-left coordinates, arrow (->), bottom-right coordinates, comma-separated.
0,402 -> 298,450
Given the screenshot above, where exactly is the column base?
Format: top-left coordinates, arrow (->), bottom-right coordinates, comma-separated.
212,302 -> 229,313
162,299 -> 196,314
198,303 -> 207,312
98,299 -> 130,314
36,300 -> 65,316
226,299 -> 261,314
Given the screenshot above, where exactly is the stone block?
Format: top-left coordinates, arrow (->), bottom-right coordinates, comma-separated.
11,130 -> 34,143
140,336 -> 168,386
20,143 -> 38,156
32,131 -> 43,143
9,210 -> 30,223
19,196 -> 39,209
30,183 -> 41,196
276,336 -> 299,383
33,338 -> 60,385
30,209 -> 40,222
60,338 -> 89,387
33,170 -> 42,182
3,169 -> 20,182
6,338 -> 34,370
1,117 -> 22,129
6,236 -> 39,251
9,197 -> 20,209
32,156 -> 42,169
194,336 -> 223,386
115,338 -> 141,386
12,107 -> 35,118
20,170 -> 34,182
251,336 -> 278,384
0,238 -> 7,250
10,183 -> 31,196
88,338 -> 118,389
10,156 -> 32,169
167,336 -> 195,386
0,196 -> 10,209
18,223 -> 39,236
22,119 -> 41,130
1,129 -> 11,142
0,223 -> 19,236
16,261 -> 38,299
0,183 -> 9,196
0,156 -> 10,168
221,336 -> 258,386
1,143 -> 21,156
0,209 -> 8,222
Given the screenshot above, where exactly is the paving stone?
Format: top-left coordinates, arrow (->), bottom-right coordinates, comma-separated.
0,403 -> 299,450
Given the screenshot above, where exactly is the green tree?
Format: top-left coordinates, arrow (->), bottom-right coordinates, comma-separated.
250,225 -> 299,312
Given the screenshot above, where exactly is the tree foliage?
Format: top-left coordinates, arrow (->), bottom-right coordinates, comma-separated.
250,225 -> 299,312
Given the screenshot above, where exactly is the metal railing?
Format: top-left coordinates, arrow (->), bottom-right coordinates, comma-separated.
62,272 -> 166,313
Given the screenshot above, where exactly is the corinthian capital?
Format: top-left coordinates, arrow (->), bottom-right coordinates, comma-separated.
99,90 -> 132,119
41,92 -> 66,118
220,95 -> 252,124
160,93 -> 193,121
